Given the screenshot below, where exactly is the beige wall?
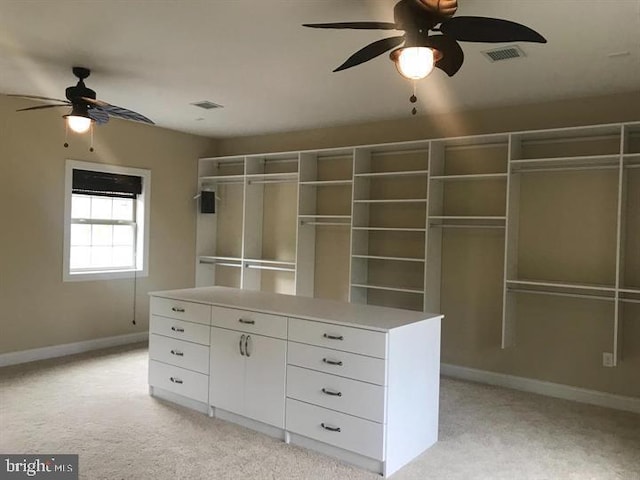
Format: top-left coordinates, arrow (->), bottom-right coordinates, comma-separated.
208,91 -> 640,398
212,91 -> 640,156
0,95 -> 210,354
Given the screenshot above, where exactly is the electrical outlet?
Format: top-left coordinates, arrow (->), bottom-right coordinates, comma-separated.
602,352 -> 614,367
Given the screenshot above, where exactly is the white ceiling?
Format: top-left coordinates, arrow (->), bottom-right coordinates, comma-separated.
0,0 -> 638,138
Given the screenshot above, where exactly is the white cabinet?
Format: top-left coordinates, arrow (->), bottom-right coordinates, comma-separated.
149,287 -> 442,478
148,297 -> 211,405
209,320 -> 287,428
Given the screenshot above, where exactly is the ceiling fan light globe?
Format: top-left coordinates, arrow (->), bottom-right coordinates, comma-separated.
66,115 -> 92,133
391,47 -> 437,80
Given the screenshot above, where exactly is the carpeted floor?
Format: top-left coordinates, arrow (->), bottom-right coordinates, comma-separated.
1,344 -> 639,480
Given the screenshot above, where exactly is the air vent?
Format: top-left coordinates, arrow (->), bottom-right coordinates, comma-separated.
191,100 -> 223,110
482,45 -> 526,62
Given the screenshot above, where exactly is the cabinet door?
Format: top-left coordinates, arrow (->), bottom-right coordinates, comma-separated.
243,334 -> 287,428
209,327 -> 245,416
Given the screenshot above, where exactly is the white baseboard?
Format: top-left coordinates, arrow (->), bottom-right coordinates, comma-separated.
0,332 -> 148,368
441,363 -> 640,415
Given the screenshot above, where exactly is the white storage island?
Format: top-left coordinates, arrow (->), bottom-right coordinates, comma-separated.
148,286 -> 443,477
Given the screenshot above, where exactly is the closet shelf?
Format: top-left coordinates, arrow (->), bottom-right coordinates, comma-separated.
352,254 -> 425,263
623,153 -> 640,167
200,174 -> 245,183
619,287 -> 640,294
507,279 -> 616,293
299,215 -> 351,219
198,256 -> 242,268
352,227 -> 426,232
244,258 -> 296,267
429,216 -> 506,221
354,199 -> 427,204
510,154 -> 620,172
351,283 -> 425,295
354,169 -> 428,178
246,172 -> 298,183
430,173 -> 508,181
299,180 -> 353,186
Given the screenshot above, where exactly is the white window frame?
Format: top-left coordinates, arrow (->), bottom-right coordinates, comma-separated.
63,160 -> 151,282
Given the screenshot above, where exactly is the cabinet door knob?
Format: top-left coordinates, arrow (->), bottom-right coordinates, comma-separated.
322,358 -> 343,366
320,423 -> 341,433
239,334 -> 246,356
170,349 -> 184,357
323,333 -> 344,341
170,377 -> 183,384
245,335 -> 252,358
171,307 -> 185,313
238,318 -> 255,325
171,326 -> 185,333
321,388 -> 342,397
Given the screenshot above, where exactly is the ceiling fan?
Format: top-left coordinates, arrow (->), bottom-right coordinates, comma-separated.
304,0 -> 546,113
10,67 -> 154,148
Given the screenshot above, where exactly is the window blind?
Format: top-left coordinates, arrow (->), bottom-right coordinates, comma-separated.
72,169 -> 143,198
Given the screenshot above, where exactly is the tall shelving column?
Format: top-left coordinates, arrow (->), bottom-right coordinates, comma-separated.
350,142 -> 430,311
426,134 -> 509,344
503,124 -> 622,363
243,153 -> 299,294
296,148 -> 353,300
617,122 -> 640,363
195,156 -> 245,288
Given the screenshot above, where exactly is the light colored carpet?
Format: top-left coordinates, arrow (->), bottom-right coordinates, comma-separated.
1,344 -> 639,480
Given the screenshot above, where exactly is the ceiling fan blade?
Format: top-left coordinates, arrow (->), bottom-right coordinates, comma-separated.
8,94 -> 70,104
82,97 -> 153,124
304,22 -> 397,30
334,35 -> 406,72
16,104 -> 70,112
88,107 -> 109,125
439,16 -> 546,43
428,35 -> 464,76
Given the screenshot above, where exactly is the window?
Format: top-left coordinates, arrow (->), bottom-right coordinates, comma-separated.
63,160 -> 151,281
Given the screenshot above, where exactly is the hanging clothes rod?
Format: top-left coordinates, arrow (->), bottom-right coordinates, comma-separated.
198,260 -> 241,267
620,297 -> 640,304
430,224 -> 506,229
507,287 -> 614,302
248,178 -> 297,185
245,264 -> 295,272
625,164 -> 640,169
301,221 -> 351,226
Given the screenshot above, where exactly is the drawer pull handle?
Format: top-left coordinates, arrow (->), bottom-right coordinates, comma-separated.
321,388 -> 342,397
245,335 -> 252,358
323,334 -> 344,341
322,358 -> 343,366
239,334 -> 246,356
320,423 -> 341,433
170,349 -> 184,357
170,377 -> 183,384
238,318 -> 255,325
171,326 -> 185,333
171,307 -> 185,313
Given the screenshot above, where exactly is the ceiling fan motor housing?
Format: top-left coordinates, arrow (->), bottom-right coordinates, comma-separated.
65,83 -> 96,103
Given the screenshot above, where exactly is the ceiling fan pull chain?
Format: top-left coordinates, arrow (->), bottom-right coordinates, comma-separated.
64,122 -> 69,148
410,80 -> 418,115
89,124 -> 95,153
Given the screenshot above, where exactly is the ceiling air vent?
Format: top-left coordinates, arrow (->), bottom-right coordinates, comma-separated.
191,100 -> 223,110
482,45 -> 526,62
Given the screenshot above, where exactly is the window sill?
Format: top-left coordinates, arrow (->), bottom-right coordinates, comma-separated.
63,269 -> 148,282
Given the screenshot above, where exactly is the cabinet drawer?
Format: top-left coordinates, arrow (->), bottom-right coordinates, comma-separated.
211,306 -> 287,339
286,398 -> 384,460
150,297 -> 210,325
288,318 -> 387,359
150,315 -> 210,346
287,366 -> 386,423
149,360 -> 209,403
287,342 -> 386,386
149,334 -> 210,374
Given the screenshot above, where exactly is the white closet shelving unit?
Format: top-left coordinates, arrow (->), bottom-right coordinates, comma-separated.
296,148 -> 354,299
196,121 -> 639,366
350,142 -> 430,312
